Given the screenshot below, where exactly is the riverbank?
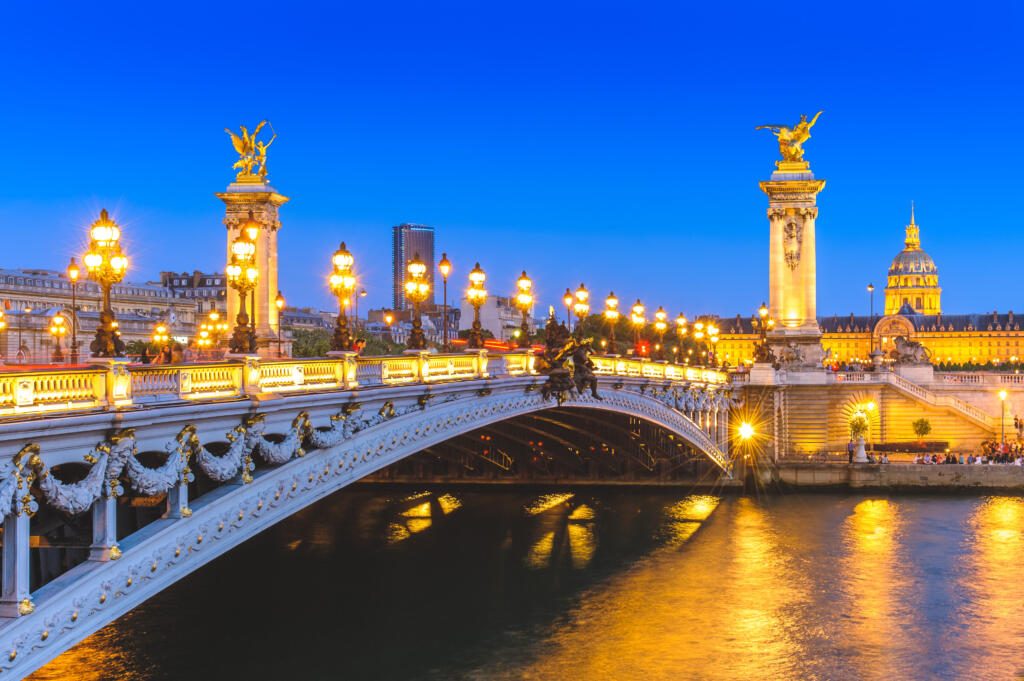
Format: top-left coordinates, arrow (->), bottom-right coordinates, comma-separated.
765,461 -> 1024,490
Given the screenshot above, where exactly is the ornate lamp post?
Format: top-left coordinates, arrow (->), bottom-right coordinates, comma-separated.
383,311 -> 395,342
754,302 -> 775,362
439,253 -> 452,350
674,313 -> 688,363
693,320 -> 706,365
653,306 -> 668,360
66,258 -> 80,363
1000,389 -> 1008,446
466,263 -> 487,349
867,283 -> 876,353
83,209 -> 128,358
405,253 -> 431,350
0,309 -> 6,361
226,231 -> 258,354
48,314 -> 67,363
708,323 -> 720,366
275,291 -> 285,357
152,323 -> 170,345
630,299 -> 645,348
563,288 -> 574,328
328,242 -> 357,353
514,271 -> 533,349
573,284 -> 589,336
604,292 -> 619,354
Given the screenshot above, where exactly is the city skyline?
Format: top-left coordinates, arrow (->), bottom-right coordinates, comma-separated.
2,2 -> 1022,318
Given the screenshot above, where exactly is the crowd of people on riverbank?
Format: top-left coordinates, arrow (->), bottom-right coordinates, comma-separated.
913,441 -> 1024,465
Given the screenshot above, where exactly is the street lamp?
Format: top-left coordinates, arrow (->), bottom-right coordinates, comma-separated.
275,291 -> 285,357
563,288 -> 574,328
66,257 -> 80,363
405,253 -> 430,350
152,323 -> 170,359
754,302 -> 775,363
0,309 -> 6,362
654,307 -> 668,360
226,230 -> 258,354
383,311 -> 395,342
1000,389 -> 1008,446
48,314 -> 67,363
604,292 -> 620,354
675,314 -> 688,363
466,262 -> 487,349
708,323 -> 720,366
329,242 -> 356,352
630,299 -> 645,348
83,209 -> 128,358
573,284 -> 589,335
868,284 -> 876,352
439,253 -> 452,350
514,271 -> 533,349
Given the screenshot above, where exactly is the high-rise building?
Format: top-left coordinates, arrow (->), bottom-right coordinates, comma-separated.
392,223 -> 435,311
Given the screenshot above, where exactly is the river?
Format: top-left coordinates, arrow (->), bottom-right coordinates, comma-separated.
31,487 -> 1024,680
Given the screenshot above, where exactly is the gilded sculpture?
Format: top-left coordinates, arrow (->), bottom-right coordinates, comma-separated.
756,110 -> 823,162
225,120 -> 276,181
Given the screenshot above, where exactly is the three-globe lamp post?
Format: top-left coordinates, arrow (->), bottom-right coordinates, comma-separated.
329,242 -> 356,353
604,292 -> 619,355
466,263 -> 487,349
631,299 -> 645,350
653,307 -> 668,360
226,224 -> 259,354
83,209 -> 128,358
514,271 -> 533,349
405,253 -> 430,350
49,314 -> 67,363
573,284 -> 589,336
675,314 -> 688,363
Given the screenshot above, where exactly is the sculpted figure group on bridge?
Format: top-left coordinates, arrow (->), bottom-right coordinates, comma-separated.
535,315 -> 600,403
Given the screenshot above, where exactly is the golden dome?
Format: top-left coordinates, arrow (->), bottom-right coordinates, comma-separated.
888,203 -> 938,276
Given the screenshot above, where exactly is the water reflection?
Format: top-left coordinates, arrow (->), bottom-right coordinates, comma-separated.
840,498 -> 911,679
958,497 -> 1024,679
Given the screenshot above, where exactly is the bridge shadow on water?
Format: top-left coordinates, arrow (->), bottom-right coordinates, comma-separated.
29,482 -> 725,681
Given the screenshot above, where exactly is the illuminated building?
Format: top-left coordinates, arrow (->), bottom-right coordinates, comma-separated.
717,207 -> 1022,367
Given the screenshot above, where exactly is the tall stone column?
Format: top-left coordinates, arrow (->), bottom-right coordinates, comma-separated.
216,179 -> 290,356
760,159 -> 826,366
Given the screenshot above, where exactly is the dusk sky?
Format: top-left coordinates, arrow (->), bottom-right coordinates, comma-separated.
2,1 -> 1022,318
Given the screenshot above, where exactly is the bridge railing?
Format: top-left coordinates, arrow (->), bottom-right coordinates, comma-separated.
0,351 -> 729,418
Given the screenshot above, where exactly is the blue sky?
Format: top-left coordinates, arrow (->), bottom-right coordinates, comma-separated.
2,1 -> 1022,318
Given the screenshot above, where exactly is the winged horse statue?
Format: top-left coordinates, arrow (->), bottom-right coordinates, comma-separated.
225,120 -> 276,179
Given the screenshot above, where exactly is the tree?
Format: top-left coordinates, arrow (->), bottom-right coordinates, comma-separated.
291,328 -> 331,358
912,418 -> 932,443
849,412 -> 870,439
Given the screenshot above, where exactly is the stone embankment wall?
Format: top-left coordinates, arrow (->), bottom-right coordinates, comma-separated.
764,462 -> 1024,489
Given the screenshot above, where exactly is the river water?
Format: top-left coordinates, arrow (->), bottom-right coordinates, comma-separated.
32,488 -> 1024,680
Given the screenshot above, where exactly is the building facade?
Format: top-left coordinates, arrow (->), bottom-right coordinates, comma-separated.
459,294 -> 534,342
159,270 -> 228,314
717,209 -> 1021,367
392,223 -> 435,311
0,268 -> 196,361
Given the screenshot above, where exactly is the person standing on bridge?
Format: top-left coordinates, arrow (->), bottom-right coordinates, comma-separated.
847,439 -> 854,464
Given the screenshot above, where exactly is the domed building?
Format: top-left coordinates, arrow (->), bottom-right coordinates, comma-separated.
883,204 -> 941,315
714,204 -> 1024,368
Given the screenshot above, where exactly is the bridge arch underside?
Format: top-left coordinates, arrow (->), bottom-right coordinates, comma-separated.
377,407 -> 727,484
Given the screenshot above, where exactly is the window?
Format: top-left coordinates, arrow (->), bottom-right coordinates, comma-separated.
915,297 -> 923,309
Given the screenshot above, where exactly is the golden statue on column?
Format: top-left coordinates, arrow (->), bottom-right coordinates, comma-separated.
225,120 -> 277,181
756,111 -> 823,164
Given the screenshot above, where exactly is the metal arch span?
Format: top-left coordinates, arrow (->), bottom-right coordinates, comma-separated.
0,376 -> 731,677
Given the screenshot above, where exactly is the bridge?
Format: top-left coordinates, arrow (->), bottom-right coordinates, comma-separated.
0,350 -> 733,677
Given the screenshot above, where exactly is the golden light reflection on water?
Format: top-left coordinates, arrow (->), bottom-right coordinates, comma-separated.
841,498 -> 908,678
509,496 -> 819,680
523,493 -> 574,515
27,621 -> 135,681
437,493 -> 462,515
526,530 -> 556,569
961,496 -> 1024,677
